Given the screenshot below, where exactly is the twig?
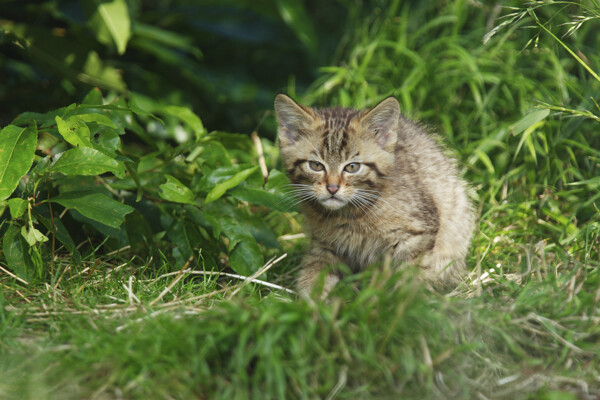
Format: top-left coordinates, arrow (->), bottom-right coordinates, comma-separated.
192,270 -> 295,294
105,245 -> 131,257
325,366 -> 348,400
53,264 -> 71,290
251,131 -> 269,185
0,264 -> 29,285
278,233 -> 306,241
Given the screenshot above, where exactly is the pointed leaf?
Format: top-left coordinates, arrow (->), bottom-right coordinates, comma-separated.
205,166 -> 258,204
510,109 -> 550,136
48,192 -> 134,228
159,175 -> 196,204
55,116 -> 94,148
0,124 -> 37,200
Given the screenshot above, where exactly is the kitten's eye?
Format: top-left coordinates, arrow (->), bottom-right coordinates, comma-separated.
308,161 -> 325,171
344,162 -> 361,173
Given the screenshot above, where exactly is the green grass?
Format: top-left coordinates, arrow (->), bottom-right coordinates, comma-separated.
1,1 -> 600,399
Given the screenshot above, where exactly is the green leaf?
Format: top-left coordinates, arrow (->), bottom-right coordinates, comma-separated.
2,224 -> 33,281
89,0 -> 131,55
95,129 -> 121,157
163,105 -> 206,140
55,116 -> 94,148
83,51 -> 127,91
275,0 -> 318,53
0,124 -> 37,201
230,187 -> 294,212
82,88 -> 104,105
75,113 -> 117,129
214,216 -> 264,276
7,198 -> 28,219
229,239 -> 264,277
159,175 -> 196,204
205,166 -> 259,204
50,147 -> 125,178
48,192 -> 134,228
510,109 -> 550,136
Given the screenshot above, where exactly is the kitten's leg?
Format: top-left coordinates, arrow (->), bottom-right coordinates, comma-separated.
393,234 -> 466,288
418,251 -> 466,288
391,231 -> 461,285
297,242 -> 344,299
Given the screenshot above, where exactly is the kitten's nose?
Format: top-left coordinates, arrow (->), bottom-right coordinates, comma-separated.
326,184 -> 339,194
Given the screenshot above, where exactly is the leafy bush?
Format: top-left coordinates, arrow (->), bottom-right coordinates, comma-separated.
0,88 -> 293,282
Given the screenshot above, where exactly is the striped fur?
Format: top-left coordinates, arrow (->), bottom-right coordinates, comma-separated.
275,94 -> 475,297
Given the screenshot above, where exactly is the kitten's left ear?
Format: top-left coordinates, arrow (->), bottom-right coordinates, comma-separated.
360,97 -> 400,151
274,94 -> 315,146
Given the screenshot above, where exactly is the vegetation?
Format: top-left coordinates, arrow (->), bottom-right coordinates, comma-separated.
1,1 -> 599,399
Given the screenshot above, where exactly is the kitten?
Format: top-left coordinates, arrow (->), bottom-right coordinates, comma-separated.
274,94 -> 475,297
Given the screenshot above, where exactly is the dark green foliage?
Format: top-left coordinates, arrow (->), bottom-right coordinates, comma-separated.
0,0 -> 350,134
0,89 -> 294,280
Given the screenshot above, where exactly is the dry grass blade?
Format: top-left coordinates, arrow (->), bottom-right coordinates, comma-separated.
227,253 -> 288,298
150,256 -> 194,306
251,131 -> 269,184
0,264 -> 29,285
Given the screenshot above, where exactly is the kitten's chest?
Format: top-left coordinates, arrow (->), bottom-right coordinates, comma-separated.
310,217 -> 393,269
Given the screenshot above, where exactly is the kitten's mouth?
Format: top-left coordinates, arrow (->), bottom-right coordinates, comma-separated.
320,196 -> 347,210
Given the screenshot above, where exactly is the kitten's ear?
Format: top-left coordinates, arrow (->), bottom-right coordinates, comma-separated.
360,97 -> 400,151
274,94 -> 314,145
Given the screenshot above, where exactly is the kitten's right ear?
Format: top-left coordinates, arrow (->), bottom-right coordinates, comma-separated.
360,97 -> 400,151
274,94 -> 314,145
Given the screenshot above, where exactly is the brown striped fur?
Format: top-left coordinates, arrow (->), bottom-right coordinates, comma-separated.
274,94 -> 475,297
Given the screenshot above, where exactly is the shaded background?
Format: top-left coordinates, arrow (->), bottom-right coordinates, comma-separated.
1,0 -> 355,134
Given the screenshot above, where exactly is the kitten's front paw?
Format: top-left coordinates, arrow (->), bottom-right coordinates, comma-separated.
297,273 -> 340,301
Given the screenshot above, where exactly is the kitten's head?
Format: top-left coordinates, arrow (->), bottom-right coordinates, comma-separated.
275,94 -> 399,211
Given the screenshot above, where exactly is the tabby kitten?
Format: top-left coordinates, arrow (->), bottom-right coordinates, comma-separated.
274,94 -> 475,296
